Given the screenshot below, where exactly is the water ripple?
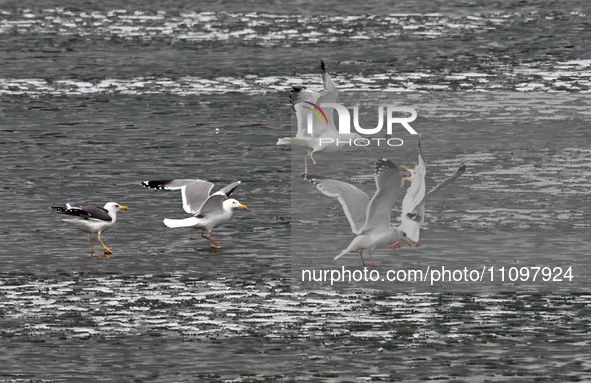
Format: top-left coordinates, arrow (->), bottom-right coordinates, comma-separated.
2,274 -> 590,344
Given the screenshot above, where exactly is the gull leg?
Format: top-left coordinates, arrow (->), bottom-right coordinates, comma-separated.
88,235 -> 99,253
367,250 -> 380,267
201,231 -> 221,245
208,234 -> 222,249
202,231 -> 222,248
360,250 -> 380,267
97,235 -> 113,255
304,154 -> 309,175
359,250 -> 366,265
310,151 -> 317,166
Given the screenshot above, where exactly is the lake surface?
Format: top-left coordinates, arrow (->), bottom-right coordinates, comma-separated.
1,1 -> 591,381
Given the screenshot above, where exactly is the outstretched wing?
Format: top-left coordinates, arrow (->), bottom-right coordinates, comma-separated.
303,174 -> 369,234
319,60 -> 338,104
192,180 -> 242,218
213,181 -> 241,198
401,164 -> 466,242
291,87 -> 320,138
142,179 -> 214,214
421,164 -> 466,205
196,194 -> 226,218
407,139 -> 427,213
361,158 -> 403,232
399,139 -> 427,241
291,61 -> 339,138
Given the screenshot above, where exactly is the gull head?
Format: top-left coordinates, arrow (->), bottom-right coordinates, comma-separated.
103,202 -> 129,213
401,165 -> 414,180
390,226 -> 413,247
224,198 -> 248,211
400,230 -> 413,247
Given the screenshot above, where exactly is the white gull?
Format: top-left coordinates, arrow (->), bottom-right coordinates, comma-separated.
277,61 -> 366,174
142,179 -> 246,248
304,158 -> 412,266
398,139 -> 466,245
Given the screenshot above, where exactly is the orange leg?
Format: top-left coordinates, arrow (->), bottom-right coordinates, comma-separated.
97,235 -> 113,254
89,236 -> 99,253
202,231 -> 222,248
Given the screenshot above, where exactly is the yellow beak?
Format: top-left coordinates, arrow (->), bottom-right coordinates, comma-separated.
403,237 -> 413,246
120,206 -> 129,210
401,166 -> 412,180
238,205 -> 248,210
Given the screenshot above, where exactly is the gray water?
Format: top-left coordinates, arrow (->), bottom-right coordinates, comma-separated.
1,1 -> 591,382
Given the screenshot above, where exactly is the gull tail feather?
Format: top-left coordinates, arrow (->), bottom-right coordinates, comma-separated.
334,248 -> 351,260
277,137 -> 292,145
163,217 -> 199,228
334,238 -> 360,260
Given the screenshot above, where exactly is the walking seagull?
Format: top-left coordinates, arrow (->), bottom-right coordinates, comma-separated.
49,202 -> 128,254
141,179 -> 247,248
304,158 -> 412,266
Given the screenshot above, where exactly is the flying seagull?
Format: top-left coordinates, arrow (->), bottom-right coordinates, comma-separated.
398,139 -> 466,246
277,61 -> 367,174
141,179 -> 247,248
304,158 -> 412,267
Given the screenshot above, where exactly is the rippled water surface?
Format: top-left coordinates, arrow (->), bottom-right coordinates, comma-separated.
1,1 -> 591,381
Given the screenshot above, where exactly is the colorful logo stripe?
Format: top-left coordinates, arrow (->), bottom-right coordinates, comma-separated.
302,101 -> 328,125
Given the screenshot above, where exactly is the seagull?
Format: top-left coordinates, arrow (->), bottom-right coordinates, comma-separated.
304,158 -> 412,267
399,139 -> 427,245
277,61 -> 367,174
397,139 -> 466,246
49,202 -> 128,254
141,179 -> 247,248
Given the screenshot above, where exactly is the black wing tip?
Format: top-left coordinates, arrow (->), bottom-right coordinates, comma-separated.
376,157 -> 397,173
300,173 -> 325,180
457,163 -> 467,174
50,205 -> 94,219
141,180 -> 171,190
223,181 -> 241,197
321,60 -> 326,72
290,87 -> 305,105
301,173 -> 333,187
